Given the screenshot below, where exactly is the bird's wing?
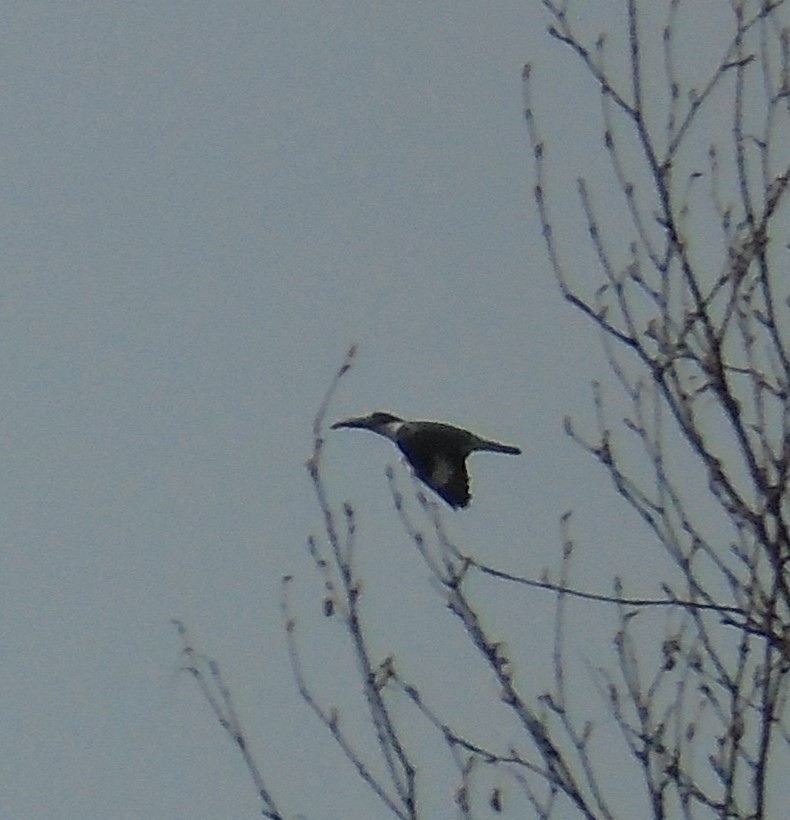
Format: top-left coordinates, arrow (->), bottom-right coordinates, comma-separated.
428,452 -> 470,508
397,431 -> 470,508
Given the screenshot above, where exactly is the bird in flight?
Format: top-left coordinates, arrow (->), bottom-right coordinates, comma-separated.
331,411 -> 521,508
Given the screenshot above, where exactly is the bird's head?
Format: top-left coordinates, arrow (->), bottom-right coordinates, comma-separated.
331,411 -> 404,438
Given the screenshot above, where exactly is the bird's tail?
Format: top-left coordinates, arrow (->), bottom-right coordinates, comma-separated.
476,438 -> 521,455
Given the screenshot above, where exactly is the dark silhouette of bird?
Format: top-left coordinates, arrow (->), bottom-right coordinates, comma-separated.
331,411 -> 521,508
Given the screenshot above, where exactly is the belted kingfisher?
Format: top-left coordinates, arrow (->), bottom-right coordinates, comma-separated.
331,411 -> 521,508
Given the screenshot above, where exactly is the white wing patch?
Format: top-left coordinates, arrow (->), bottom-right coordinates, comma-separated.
430,455 -> 453,488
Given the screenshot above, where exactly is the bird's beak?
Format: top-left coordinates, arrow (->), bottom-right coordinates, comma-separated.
331,416 -> 372,430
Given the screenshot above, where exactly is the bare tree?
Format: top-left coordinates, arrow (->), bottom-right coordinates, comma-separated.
178,2 -> 790,817
524,0 -> 790,815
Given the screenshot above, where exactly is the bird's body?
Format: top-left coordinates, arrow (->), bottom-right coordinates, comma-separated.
331,411 -> 521,508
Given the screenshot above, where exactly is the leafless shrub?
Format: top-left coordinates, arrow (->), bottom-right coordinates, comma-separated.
178,3 -> 790,817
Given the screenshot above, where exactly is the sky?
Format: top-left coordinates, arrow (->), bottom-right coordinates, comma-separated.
1,2 -> 780,818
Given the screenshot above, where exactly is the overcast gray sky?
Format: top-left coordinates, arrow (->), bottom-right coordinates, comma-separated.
1,2 -> 767,818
